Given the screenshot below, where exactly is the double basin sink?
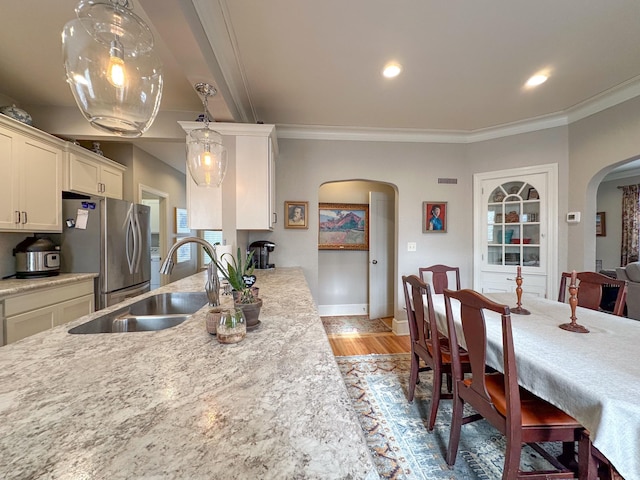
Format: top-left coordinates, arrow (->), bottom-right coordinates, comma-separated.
69,292 -> 209,334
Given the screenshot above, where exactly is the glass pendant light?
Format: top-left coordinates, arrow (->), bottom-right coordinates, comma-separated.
186,83 -> 228,188
61,0 -> 163,137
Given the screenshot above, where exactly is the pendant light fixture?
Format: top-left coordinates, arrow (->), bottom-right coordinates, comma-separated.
61,0 -> 163,137
186,83 -> 228,188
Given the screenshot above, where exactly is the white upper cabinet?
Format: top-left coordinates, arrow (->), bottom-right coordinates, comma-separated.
0,115 -> 63,232
178,122 -> 277,231
65,144 -> 125,199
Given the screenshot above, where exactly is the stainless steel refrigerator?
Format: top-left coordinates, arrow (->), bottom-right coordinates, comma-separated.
59,196 -> 151,310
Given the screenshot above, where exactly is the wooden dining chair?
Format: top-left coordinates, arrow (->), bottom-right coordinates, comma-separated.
557,271 -> 628,316
418,264 -> 461,294
579,431 -> 624,480
401,275 -> 470,431
443,288 -> 588,479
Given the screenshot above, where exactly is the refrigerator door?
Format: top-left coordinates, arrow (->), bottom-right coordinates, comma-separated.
102,280 -> 150,308
103,198 -> 137,295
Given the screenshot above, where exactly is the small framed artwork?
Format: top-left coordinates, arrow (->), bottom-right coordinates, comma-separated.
175,208 -> 190,234
423,202 -> 447,233
596,212 -> 606,236
527,188 -> 539,200
285,201 -> 309,229
318,203 -> 369,250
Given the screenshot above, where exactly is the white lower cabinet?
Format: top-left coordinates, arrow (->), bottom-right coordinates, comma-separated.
2,279 -> 94,345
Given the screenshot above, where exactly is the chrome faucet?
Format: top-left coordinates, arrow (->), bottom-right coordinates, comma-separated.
159,237 -> 220,306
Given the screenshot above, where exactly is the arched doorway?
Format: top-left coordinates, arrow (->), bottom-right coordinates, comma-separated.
317,180 -> 396,319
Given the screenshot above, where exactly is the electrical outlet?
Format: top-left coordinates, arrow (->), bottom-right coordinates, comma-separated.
407,242 -> 417,252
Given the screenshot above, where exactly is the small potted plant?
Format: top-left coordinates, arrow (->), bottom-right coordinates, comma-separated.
212,247 -> 262,328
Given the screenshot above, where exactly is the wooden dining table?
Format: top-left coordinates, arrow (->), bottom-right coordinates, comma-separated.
430,292 -> 640,480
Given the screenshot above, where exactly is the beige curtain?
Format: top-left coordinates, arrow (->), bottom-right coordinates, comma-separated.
620,184 -> 640,265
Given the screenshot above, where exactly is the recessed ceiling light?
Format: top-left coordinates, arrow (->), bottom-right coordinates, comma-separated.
525,73 -> 548,88
383,63 -> 402,78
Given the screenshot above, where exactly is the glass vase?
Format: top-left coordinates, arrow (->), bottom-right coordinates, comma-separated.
216,308 -> 246,344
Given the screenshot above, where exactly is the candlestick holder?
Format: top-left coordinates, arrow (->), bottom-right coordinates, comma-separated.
559,278 -> 589,333
511,269 -> 530,315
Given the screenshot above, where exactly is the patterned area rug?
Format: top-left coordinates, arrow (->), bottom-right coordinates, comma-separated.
321,315 -> 392,335
336,354 -> 563,479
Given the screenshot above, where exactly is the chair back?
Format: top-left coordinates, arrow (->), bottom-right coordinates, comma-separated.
419,264 -> 461,294
558,271 -> 628,316
443,288 -> 520,429
402,275 -> 442,361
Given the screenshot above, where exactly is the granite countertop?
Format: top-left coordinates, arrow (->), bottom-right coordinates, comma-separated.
0,267 -> 377,479
0,273 -> 98,299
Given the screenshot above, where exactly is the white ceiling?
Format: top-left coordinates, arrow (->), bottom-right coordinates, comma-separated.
1,1 -> 640,174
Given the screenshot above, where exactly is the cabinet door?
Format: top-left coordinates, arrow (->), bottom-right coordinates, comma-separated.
187,168 -> 222,230
236,135 -> 273,230
69,153 -> 100,195
0,127 -> 19,230
6,305 -> 56,344
100,164 -> 123,199
54,294 -> 94,326
19,137 -> 62,231
474,165 -> 558,298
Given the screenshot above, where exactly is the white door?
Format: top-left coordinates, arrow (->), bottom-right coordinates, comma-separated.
369,191 -> 394,319
473,164 -> 558,298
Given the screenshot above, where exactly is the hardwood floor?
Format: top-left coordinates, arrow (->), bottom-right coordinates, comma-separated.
325,317 -> 411,356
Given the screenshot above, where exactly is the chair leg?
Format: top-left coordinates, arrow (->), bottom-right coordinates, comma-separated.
578,431 -> 598,480
446,385 -> 464,466
428,369 -> 442,431
407,352 -> 419,402
501,436 -> 522,480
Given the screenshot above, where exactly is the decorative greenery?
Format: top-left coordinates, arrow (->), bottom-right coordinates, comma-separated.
210,247 -> 257,304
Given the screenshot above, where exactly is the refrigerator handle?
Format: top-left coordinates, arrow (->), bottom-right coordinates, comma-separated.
125,207 -> 136,274
133,209 -> 142,273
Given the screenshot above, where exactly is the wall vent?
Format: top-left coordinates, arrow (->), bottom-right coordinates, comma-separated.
438,178 -> 458,184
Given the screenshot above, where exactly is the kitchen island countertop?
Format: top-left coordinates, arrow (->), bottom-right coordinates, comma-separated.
0,267 -> 377,479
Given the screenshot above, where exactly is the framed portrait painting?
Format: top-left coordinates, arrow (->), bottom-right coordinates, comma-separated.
285,201 -> 309,229
423,202 -> 447,233
318,203 -> 369,250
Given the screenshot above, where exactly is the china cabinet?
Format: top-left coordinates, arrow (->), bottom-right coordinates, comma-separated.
0,115 -> 63,232
65,144 -> 125,199
473,164 -> 558,297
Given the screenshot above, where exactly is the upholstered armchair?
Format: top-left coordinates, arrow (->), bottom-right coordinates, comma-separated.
615,262 -> 640,320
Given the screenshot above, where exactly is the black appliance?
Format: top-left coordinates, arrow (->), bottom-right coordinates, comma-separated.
13,236 -> 61,278
248,241 -> 276,269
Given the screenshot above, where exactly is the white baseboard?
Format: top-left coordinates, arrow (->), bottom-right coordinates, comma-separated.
392,318 -> 409,336
317,304 -> 368,317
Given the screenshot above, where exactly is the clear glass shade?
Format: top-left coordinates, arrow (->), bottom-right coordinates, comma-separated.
61,1 -> 163,137
186,127 -> 228,187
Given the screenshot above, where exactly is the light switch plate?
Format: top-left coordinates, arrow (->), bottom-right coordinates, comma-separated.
407,242 -> 417,252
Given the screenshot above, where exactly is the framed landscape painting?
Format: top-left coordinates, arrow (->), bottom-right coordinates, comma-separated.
318,203 -> 369,250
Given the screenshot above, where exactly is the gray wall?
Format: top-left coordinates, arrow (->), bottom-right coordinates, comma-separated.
249,128 -> 569,319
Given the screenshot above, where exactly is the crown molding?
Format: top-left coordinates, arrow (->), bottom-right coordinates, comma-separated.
277,76 -> 640,144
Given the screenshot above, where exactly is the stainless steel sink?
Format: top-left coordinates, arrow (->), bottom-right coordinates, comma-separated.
69,292 -> 209,334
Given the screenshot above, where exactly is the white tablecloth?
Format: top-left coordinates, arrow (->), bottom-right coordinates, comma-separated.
430,292 -> 640,480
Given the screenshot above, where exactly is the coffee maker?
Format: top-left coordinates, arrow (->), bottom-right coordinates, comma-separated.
248,241 -> 276,269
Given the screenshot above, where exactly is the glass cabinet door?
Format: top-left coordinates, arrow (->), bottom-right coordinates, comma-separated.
486,180 -> 541,268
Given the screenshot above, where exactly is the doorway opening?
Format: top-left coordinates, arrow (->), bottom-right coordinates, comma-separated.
317,180 -> 396,320
139,184 -> 168,290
